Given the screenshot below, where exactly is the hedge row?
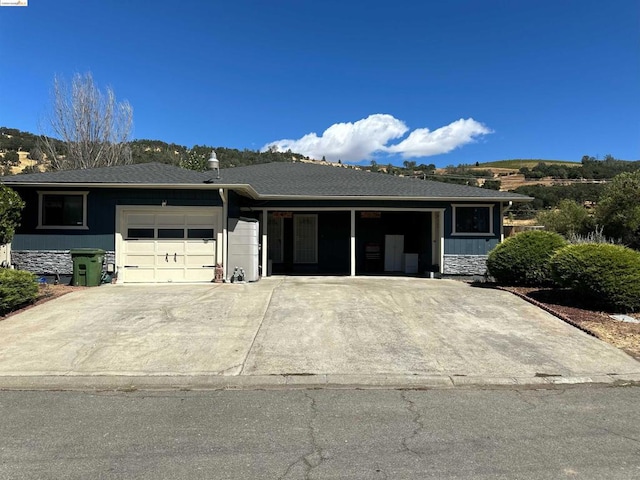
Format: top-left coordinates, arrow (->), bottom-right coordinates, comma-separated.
551,243 -> 640,312
487,230 -> 640,312
486,231 -> 567,286
0,269 -> 38,316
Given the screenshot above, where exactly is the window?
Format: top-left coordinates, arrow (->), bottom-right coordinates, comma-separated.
452,204 -> 493,235
157,228 -> 185,239
187,228 -> 214,239
127,228 -> 154,239
38,191 -> 88,229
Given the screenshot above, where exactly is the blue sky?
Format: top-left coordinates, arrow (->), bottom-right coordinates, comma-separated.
0,0 -> 638,166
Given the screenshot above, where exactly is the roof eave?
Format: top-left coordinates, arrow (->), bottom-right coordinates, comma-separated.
3,181 -> 256,194
250,194 -> 534,202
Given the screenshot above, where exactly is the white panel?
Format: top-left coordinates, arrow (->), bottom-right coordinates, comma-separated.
124,268 -> 156,283
125,255 -> 156,267
156,214 -> 185,226
155,268 -> 186,282
124,240 -> 156,254
186,240 -> 216,254
186,214 -> 215,226
185,269 -> 215,282
126,213 -> 155,226
384,235 -> 404,272
120,207 -> 220,283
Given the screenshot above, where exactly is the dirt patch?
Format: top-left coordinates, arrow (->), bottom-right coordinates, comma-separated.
501,286 -> 640,360
1,284 -> 86,320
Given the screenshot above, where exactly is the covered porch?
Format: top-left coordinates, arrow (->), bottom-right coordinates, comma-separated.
254,208 -> 444,277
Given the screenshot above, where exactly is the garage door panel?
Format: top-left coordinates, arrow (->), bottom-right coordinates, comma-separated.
185,255 -> 215,267
125,240 -> 156,254
185,240 -> 215,254
121,208 -> 220,283
157,214 -> 185,226
157,241 -> 187,254
186,214 -> 215,226
184,267 -> 215,282
124,268 -> 156,283
155,269 -> 187,282
127,214 -> 155,226
125,255 -> 156,267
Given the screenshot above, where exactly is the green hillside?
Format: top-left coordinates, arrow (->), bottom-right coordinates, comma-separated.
479,159 -> 580,169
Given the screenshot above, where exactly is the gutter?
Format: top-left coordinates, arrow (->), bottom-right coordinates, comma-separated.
3,181 -> 532,202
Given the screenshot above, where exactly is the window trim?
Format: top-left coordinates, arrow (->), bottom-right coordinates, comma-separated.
37,191 -> 89,230
451,204 -> 494,236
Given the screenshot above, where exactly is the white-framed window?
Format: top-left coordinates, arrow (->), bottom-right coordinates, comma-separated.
293,214 -> 318,263
452,204 -> 494,236
37,191 -> 89,230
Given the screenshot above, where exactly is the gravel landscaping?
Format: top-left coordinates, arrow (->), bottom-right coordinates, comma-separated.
501,286 -> 640,360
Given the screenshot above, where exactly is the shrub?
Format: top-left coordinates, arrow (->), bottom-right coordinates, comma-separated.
566,225 -> 618,245
595,171 -> 640,249
487,230 -> 567,286
550,243 -> 640,312
0,269 -> 38,316
0,185 -> 25,245
536,199 -> 594,236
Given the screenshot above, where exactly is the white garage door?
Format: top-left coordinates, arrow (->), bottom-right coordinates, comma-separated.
120,208 -> 220,283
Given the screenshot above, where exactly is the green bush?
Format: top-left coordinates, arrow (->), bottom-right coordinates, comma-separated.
551,243 -> 640,312
0,269 -> 38,315
0,185 -> 25,245
536,199 -> 594,236
487,230 -> 567,286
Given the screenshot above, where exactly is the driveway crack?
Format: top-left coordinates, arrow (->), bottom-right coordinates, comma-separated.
239,278 -> 284,375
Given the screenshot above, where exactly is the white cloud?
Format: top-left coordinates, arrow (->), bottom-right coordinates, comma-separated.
263,114 -> 492,162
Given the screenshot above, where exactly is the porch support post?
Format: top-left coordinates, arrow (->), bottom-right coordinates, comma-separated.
439,209 -> 445,274
350,209 -> 356,276
261,209 -> 268,277
219,188 -> 228,281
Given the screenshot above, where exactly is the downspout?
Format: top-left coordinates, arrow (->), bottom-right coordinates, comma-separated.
219,188 -> 228,282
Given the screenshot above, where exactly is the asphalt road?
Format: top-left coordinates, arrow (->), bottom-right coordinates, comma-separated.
1,385 -> 639,479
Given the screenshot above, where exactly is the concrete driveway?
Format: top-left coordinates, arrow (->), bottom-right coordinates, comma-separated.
0,277 -> 638,387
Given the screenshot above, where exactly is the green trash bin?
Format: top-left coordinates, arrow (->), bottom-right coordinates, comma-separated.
70,248 -> 106,287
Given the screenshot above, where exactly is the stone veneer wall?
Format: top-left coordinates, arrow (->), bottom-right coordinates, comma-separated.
11,250 -> 115,275
443,254 -> 488,276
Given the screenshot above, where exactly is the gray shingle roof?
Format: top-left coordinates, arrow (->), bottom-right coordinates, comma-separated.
2,161 -> 532,201
2,162 -> 207,184
216,162 -> 531,200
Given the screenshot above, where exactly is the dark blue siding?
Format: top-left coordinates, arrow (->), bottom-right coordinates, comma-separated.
12,187 -> 222,251
444,237 -> 500,255
12,234 -> 114,250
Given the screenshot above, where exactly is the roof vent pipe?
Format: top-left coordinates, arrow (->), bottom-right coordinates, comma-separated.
208,150 -> 220,179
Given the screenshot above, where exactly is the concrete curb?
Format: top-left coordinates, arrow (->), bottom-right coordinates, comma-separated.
1,373 -> 639,391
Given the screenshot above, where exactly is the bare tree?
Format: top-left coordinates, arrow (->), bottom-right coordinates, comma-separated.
40,73 -> 133,170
